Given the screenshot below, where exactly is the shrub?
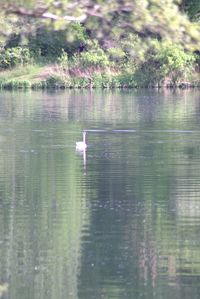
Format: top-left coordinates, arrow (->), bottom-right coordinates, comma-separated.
58,49 -> 68,69
2,79 -> 31,89
101,74 -> 112,88
133,41 -> 196,86
70,77 -> 91,88
90,73 -> 136,88
80,51 -> 109,68
45,75 -> 70,88
156,43 -> 195,84
31,81 -> 47,89
65,23 -> 87,55
107,47 -> 126,63
71,40 -> 109,68
90,73 -> 112,88
121,33 -> 147,64
115,74 -> 136,88
5,33 -> 21,48
92,74 -> 103,88
0,47 -> 31,69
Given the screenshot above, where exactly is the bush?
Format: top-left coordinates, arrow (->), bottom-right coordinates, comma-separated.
70,77 -> 91,88
115,74 -> 136,88
121,33 -> 147,64
133,41 -> 196,86
134,60 -> 162,87
0,47 -> 31,69
71,40 -> 109,68
45,75 -> 70,88
92,74 -> 103,88
107,47 -> 126,63
58,49 -> 68,69
64,23 -> 87,55
156,43 -> 195,84
90,73 -> 113,88
31,81 -> 47,89
80,51 -> 109,68
2,79 -> 31,89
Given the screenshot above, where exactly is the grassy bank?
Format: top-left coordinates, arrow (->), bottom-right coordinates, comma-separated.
0,62 -> 199,90
0,65 -> 138,89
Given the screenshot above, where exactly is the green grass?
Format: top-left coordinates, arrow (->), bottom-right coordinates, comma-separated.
0,63 -> 51,89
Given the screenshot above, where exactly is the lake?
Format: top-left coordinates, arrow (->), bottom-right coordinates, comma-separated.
0,89 -> 200,299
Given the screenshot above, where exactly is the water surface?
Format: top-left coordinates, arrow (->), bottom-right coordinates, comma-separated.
0,89 -> 200,299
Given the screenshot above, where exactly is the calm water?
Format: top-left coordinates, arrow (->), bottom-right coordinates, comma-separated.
0,89 -> 200,299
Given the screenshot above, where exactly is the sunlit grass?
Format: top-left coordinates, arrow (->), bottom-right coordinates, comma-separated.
0,64 -> 44,81
0,63 -> 50,89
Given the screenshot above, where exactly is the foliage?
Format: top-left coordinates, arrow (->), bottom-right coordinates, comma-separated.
78,51 -> 109,68
115,74 -> 137,88
93,73 -> 112,88
1,79 -> 31,89
5,33 -> 21,48
0,0 -> 200,51
27,23 -> 87,59
90,73 -> 136,88
0,20 -> 198,89
156,43 -> 195,84
31,81 -> 47,89
64,22 -> 87,54
0,47 -> 31,69
107,47 -> 126,63
0,0 -> 199,91
132,41 -> 196,86
182,0 -> 200,20
120,34 -> 148,64
57,49 -> 68,69
72,40 -> 109,68
70,77 -> 91,88
45,74 -> 70,88
28,28 -> 68,58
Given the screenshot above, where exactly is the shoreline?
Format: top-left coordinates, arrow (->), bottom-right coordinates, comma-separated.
0,63 -> 199,90
0,81 -> 199,90
0,72 -> 199,91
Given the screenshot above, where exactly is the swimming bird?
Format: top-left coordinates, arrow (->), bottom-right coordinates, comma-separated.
76,131 -> 87,151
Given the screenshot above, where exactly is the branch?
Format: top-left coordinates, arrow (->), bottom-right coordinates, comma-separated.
42,12 -> 87,22
2,3 -> 95,22
1,2 -> 133,22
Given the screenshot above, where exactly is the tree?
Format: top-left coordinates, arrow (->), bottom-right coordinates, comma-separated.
0,0 -> 200,51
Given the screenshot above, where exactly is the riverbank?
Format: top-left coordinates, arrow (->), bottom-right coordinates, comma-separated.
0,62 -> 199,90
0,39 -> 199,90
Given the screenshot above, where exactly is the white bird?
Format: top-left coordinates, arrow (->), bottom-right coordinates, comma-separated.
76,131 -> 87,151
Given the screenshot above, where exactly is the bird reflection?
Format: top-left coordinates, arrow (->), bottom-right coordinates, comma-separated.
76,131 -> 87,172
76,146 -> 87,172
83,148 -> 86,171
